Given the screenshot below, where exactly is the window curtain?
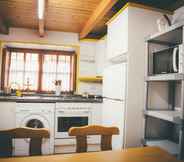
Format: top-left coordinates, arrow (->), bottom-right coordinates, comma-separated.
1,48 -> 11,89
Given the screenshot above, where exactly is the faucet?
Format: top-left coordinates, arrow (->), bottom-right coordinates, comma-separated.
24,77 -> 32,92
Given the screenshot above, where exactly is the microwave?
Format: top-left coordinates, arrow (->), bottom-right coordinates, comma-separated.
153,45 -> 183,74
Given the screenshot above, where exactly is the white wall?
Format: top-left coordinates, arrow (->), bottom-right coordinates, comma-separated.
0,27 -> 106,95
0,27 -> 79,86
0,28 -> 79,45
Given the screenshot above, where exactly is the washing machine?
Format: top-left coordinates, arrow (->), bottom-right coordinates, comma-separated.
15,102 -> 55,156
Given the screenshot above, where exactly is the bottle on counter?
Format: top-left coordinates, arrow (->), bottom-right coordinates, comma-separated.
55,80 -> 62,96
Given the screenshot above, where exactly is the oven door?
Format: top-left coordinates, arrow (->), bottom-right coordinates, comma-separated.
55,110 -> 92,139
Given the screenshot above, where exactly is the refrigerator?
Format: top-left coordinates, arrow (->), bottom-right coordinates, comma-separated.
102,63 -> 127,150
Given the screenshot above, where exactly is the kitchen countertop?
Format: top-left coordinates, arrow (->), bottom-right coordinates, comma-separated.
0,95 -> 103,103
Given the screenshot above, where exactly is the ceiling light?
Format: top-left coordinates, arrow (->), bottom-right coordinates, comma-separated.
38,0 -> 45,19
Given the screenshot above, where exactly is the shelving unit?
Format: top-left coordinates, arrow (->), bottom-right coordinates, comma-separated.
144,139 -> 179,155
143,22 -> 184,160
78,76 -> 103,83
146,73 -> 184,81
144,110 -> 182,124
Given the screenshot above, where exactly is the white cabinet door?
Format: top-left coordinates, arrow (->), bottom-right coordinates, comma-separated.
80,41 -> 96,62
102,99 -> 125,150
0,102 -> 16,129
95,39 -> 106,76
79,61 -> 96,76
80,41 -> 97,76
107,8 -> 128,60
103,63 -> 127,100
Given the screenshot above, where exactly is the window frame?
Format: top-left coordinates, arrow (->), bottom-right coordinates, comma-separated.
1,47 -> 77,93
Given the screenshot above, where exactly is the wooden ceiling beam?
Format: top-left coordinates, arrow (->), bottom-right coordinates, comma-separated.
39,19 -> 44,37
38,0 -> 46,37
0,17 -> 9,34
79,0 -> 118,39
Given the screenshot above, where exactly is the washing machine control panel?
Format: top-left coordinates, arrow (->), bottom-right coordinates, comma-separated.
16,103 -> 55,114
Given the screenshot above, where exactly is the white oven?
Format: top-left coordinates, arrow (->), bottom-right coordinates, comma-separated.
55,103 -> 92,139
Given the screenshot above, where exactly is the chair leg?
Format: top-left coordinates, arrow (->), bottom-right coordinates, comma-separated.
76,136 -> 87,153
101,135 -> 112,151
0,135 -> 12,157
29,138 -> 42,156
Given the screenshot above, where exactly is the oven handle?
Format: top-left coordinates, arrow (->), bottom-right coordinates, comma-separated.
173,47 -> 178,72
56,110 -> 90,114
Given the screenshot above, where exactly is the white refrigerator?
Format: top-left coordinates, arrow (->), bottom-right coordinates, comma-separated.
102,63 -> 127,150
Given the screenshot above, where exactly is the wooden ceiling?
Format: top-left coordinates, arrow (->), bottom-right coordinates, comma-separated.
0,0 -> 184,39
0,0 -> 103,34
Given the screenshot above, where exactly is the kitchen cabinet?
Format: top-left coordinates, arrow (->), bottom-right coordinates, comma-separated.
78,39 -> 105,95
80,41 -> 96,62
0,102 -> 16,129
107,9 -> 128,61
79,41 -> 96,76
95,39 -> 106,76
103,4 -> 164,148
79,39 -> 106,77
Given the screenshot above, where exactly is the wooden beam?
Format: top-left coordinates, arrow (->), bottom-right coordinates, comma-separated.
0,17 -> 9,34
80,0 -> 118,39
38,0 -> 46,37
39,19 -> 44,37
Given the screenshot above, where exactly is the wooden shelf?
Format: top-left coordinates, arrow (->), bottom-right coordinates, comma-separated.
145,110 -> 182,124
144,139 -> 179,155
146,74 -> 184,81
78,76 -> 103,83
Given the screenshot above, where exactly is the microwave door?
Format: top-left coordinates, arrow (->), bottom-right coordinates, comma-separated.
153,48 -> 178,74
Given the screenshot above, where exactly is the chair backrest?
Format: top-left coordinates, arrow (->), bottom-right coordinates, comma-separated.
0,127 -> 50,157
68,125 -> 119,153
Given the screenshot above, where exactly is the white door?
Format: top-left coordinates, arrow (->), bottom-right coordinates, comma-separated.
107,8 -> 128,60
102,98 -> 125,150
103,63 -> 127,100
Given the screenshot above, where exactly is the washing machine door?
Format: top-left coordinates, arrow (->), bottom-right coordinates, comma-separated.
20,114 -> 50,128
26,119 -> 44,128
14,115 -> 51,156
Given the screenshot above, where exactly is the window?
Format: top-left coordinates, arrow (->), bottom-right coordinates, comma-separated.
1,48 -> 76,92
9,52 -> 39,90
42,54 -> 74,91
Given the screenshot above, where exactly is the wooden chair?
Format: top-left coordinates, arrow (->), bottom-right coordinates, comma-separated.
68,125 -> 119,153
0,127 -> 50,157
